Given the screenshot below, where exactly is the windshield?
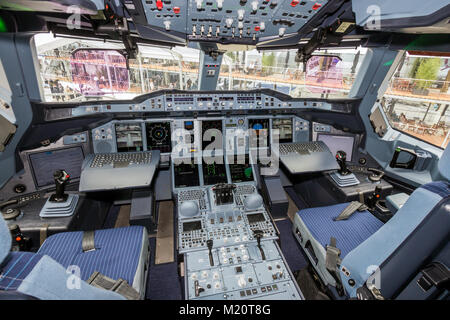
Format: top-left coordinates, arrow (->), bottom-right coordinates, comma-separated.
35,33 -> 200,102
218,48 -> 366,98
35,33 -> 366,102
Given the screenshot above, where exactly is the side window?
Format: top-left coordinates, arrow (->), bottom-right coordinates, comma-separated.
381,52 -> 449,149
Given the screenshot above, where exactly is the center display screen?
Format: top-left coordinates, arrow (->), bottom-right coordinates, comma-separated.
229,154 -> 254,183
202,156 -> 227,185
174,160 -> 200,188
201,120 -> 223,150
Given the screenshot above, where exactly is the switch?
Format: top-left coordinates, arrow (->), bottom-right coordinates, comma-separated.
260,21 -> 265,31
217,0 -> 224,9
192,25 -> 197,35
164,20 -> 171,31
200,25 -> 205,35
251,1 -> 258,12
156,0 -> 163,10
196,0 -> 203,10
238,21 -> 244,29
216,26 -> 220,36
312,3 -> 322,10
226,18 -> 233,28
208,25 -> 212,37
278,27 -> 286,37
238,9 -> 245,21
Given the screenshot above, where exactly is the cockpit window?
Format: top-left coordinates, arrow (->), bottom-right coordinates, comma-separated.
217,48 -> 367,98
380,52 -> 450,149
34,33 -> 200,102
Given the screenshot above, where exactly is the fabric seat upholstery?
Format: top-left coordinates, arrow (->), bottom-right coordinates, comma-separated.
293,144 -> 450,300
297,203 -> 383,258
38,226 -> 145,285
0,211 -> 149,299
38,226 -> 149,296
292,202 -> 384,288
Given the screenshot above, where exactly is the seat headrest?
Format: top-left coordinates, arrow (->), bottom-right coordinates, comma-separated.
0,213 -> 12,264
438,144 -> 450,181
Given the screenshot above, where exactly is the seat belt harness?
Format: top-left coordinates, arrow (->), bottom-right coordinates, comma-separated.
87,271 -> 140,300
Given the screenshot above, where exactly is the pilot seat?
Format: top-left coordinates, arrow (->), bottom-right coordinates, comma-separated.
0,219 -> 149,300
293,146 -> 450,299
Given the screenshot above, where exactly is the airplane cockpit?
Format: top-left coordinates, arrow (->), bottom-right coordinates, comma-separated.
0,0 -> 449,304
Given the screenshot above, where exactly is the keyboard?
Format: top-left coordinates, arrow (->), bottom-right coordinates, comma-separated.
90,152 -> 152,168
278,141 -> 339,174
79,151 -> 160,192
279,142 -> 326,155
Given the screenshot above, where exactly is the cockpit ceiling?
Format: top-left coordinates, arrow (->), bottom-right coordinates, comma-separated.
0,0 -> 449,51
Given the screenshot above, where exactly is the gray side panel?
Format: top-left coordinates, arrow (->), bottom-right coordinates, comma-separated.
0,34 -> 39,188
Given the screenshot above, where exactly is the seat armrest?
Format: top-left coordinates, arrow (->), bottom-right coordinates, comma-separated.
386,193 -> 409,214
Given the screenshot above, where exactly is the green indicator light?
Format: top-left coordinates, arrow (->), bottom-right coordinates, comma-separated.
383,59 -> 393,66
244,167 -> 252,178
0,17 -> 7,33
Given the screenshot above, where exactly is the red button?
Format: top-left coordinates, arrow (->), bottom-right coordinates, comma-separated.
291,0 -> 300,6
156,0 -> 163,10
312,3 -> 322,10
173,7 -> 180,14
254,26 -> 261,31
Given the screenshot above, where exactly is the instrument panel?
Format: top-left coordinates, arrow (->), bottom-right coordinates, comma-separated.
70,90 -> 351,117
91,115 -> 310,155
140,0 -> 329,45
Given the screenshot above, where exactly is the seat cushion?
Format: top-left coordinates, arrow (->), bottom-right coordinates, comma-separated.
38,226 -> 146,287
0,252 -> 43,291
297,203 -> 384,258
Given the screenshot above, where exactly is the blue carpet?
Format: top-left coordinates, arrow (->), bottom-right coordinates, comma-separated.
146,237 -> 183,300
275,219 -> 308,272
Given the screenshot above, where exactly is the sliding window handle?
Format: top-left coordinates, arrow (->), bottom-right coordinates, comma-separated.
389,147 -> 417,169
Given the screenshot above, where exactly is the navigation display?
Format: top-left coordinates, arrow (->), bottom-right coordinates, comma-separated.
272,118 -> 293,143
174,161 -> 200,188
115,123 -> 143,152
248,118 -> 270,148
229,155 -> 254,183
202,120 -> 223,150
202,156 -> 227,185
146,122 -> 172,153
29,147 -> 84,188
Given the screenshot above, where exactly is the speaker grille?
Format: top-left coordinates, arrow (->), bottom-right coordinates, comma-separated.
95,141 -> 112,153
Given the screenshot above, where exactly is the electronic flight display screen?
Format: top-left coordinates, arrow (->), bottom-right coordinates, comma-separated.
201,120 -> 223,150
183,221 -> 202,232
202,156 -> 227,185
229,155 -> 254,183
272,118 -> 293,143
115,123 -> 143,152
29,146 -> 84,188
146,122 -> 172,153
248,118 -> 270,148
174,161 -> 200,188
